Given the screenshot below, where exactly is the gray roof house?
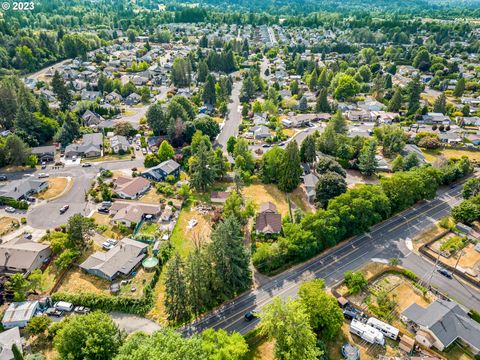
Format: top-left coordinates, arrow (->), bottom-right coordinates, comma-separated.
0,326 -> 22,360
303,173 -> 319,203
0,179 -> 48,201
2,301 -> 39,329
0,235 -> 51,275
110,135 -> 130,154
31,145 -> 55,162
64,133 -> 103,158
79,238 -> 148,281
125,93 -> 141,105
141,159 -> 180,182
82,110 -> 105,127
401,144 -> 426,164
249,125 -> 271,139
401,299 -> 480,354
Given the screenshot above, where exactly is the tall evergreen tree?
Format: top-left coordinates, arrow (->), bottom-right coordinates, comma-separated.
315,88 -> 331,113
189,142 -> 215,191
388,87 -> 402,112
453,78 -> 465,98
330,110 -> 348,134
358,140 -> 378,176
185,249 -> 213,316
433,93 -> 447,114
146,102 -> 168,135
407,77 -> 422,115
197,60 -> 209,83
279,140 -> 302,193
300,135 -> 317,164
207,216 -> 251,299
165,253 -> 191,323
203,74 -> 216,105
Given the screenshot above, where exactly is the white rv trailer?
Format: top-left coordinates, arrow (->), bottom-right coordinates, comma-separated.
349,319 -> 385,346
367,317 -> 399,340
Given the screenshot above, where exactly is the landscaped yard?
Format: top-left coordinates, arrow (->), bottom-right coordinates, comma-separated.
243,183 -> 291,216
37,177 -> 70,200
0,216 -> 19,235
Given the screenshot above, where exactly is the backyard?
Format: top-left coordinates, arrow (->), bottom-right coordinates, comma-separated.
422,148 -> 480,163
243,183 -> 291,216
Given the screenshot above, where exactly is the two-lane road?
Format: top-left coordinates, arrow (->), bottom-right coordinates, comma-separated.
181,184 -> 480,336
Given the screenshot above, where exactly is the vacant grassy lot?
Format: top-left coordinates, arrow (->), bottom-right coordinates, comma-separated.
422,148 -> 480,163
170,206 -> 212,257
37,177 -> 70,200
243,183 -> 290,216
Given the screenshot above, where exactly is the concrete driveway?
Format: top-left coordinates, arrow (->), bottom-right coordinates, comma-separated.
110,312 -> 161,334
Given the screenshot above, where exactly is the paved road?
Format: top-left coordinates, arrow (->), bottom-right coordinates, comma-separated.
27,159 -> 143,229
216,77 -> 243,153
181,183 -> 480,336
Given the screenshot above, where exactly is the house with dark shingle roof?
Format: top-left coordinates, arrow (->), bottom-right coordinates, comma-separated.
141,159 -> 180,182
114,176 -> 151,199
255,202 -> 282,235
0,234 -> 51,275
401,299 -> 480,354
0,179 -> 48,201
79,238 -> 148,281
64,133 -> 103,158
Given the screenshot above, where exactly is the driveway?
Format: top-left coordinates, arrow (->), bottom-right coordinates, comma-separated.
110,312 -> 161,334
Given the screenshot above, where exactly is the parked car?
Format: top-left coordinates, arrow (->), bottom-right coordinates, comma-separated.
98,207 -> 109,214
82,163 -> 92,168
0,175 -> 7,181
244,311 -> 257,322
54,301 -> 74,312
262,143 -> 271,148
45,308 -> 63,317
102,239 -> 118,250
5,207 -> 15,213
74,306 -> 90,314
72,155 -> 77,161
37,173 -> 49,178
23,232 -> 32,240
102,201 -> 112,208
41,162 -> 47,169
437,267 -> 453,279
59,205 -> 70,214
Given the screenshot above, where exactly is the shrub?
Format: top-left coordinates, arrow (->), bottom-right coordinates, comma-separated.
344,271 -> 367,295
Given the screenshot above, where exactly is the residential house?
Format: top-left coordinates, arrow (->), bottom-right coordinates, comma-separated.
345,109 -> 371,122
39,89 -> 56,102
2,301 -> 39,329
422,112 -> 451,125
303,173 -> 319,203
0,326 -> 22,360
401,299 -> 480,354
141,159 -> 181,182
0,234 -> 51,275
401,144 -> 427,164
113,176 -> 151,200
82,110 -> 105,127
249,125 -> 271,139
371,111 -> 398,124
31,145 -> 55,163
439,132 -> 463,145
81,90 -> 101,101
105,91 -> 123,103
79,238 -> 148,281
110,135 -> 130,153
110,201 -> 162,227
0,179 -> 48,201
64,133 -> 103,158
255,202 -> 282,235
357,99 -> 384,112
125,93 -> 141,105
458,117 -> 480,126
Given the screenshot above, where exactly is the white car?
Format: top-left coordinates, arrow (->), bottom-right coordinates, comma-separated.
5,207 -> 15,213
37,173 -> 49,178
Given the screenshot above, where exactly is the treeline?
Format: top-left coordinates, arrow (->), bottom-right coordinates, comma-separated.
253,158 -> 474,273
164,216 -> 251,323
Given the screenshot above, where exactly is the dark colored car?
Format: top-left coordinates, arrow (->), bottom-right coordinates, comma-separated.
82,163 -> 92,168
244,311 -> 257,322
98,207 -> 109,214
45,307 -> 63,317
343,309 -> 357,320
0,175 -> 7,181
437,267 -> 453,279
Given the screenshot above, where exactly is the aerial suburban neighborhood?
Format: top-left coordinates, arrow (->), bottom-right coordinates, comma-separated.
0,0 -> 479,359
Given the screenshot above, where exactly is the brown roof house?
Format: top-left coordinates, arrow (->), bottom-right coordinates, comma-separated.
110,201 -> 161,227
113,177 -> 151,200
255,202 -> 282,235
80,238 -> 148,281
0,235 -> 51,275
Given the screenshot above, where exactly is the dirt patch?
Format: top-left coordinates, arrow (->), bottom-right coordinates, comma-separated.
243,183 -> 290,216
37,177 -> 70,200
390,282 -> 430,314
139,188 -> 164,204
0,216 -> 19,235
57,268 -> 110,295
